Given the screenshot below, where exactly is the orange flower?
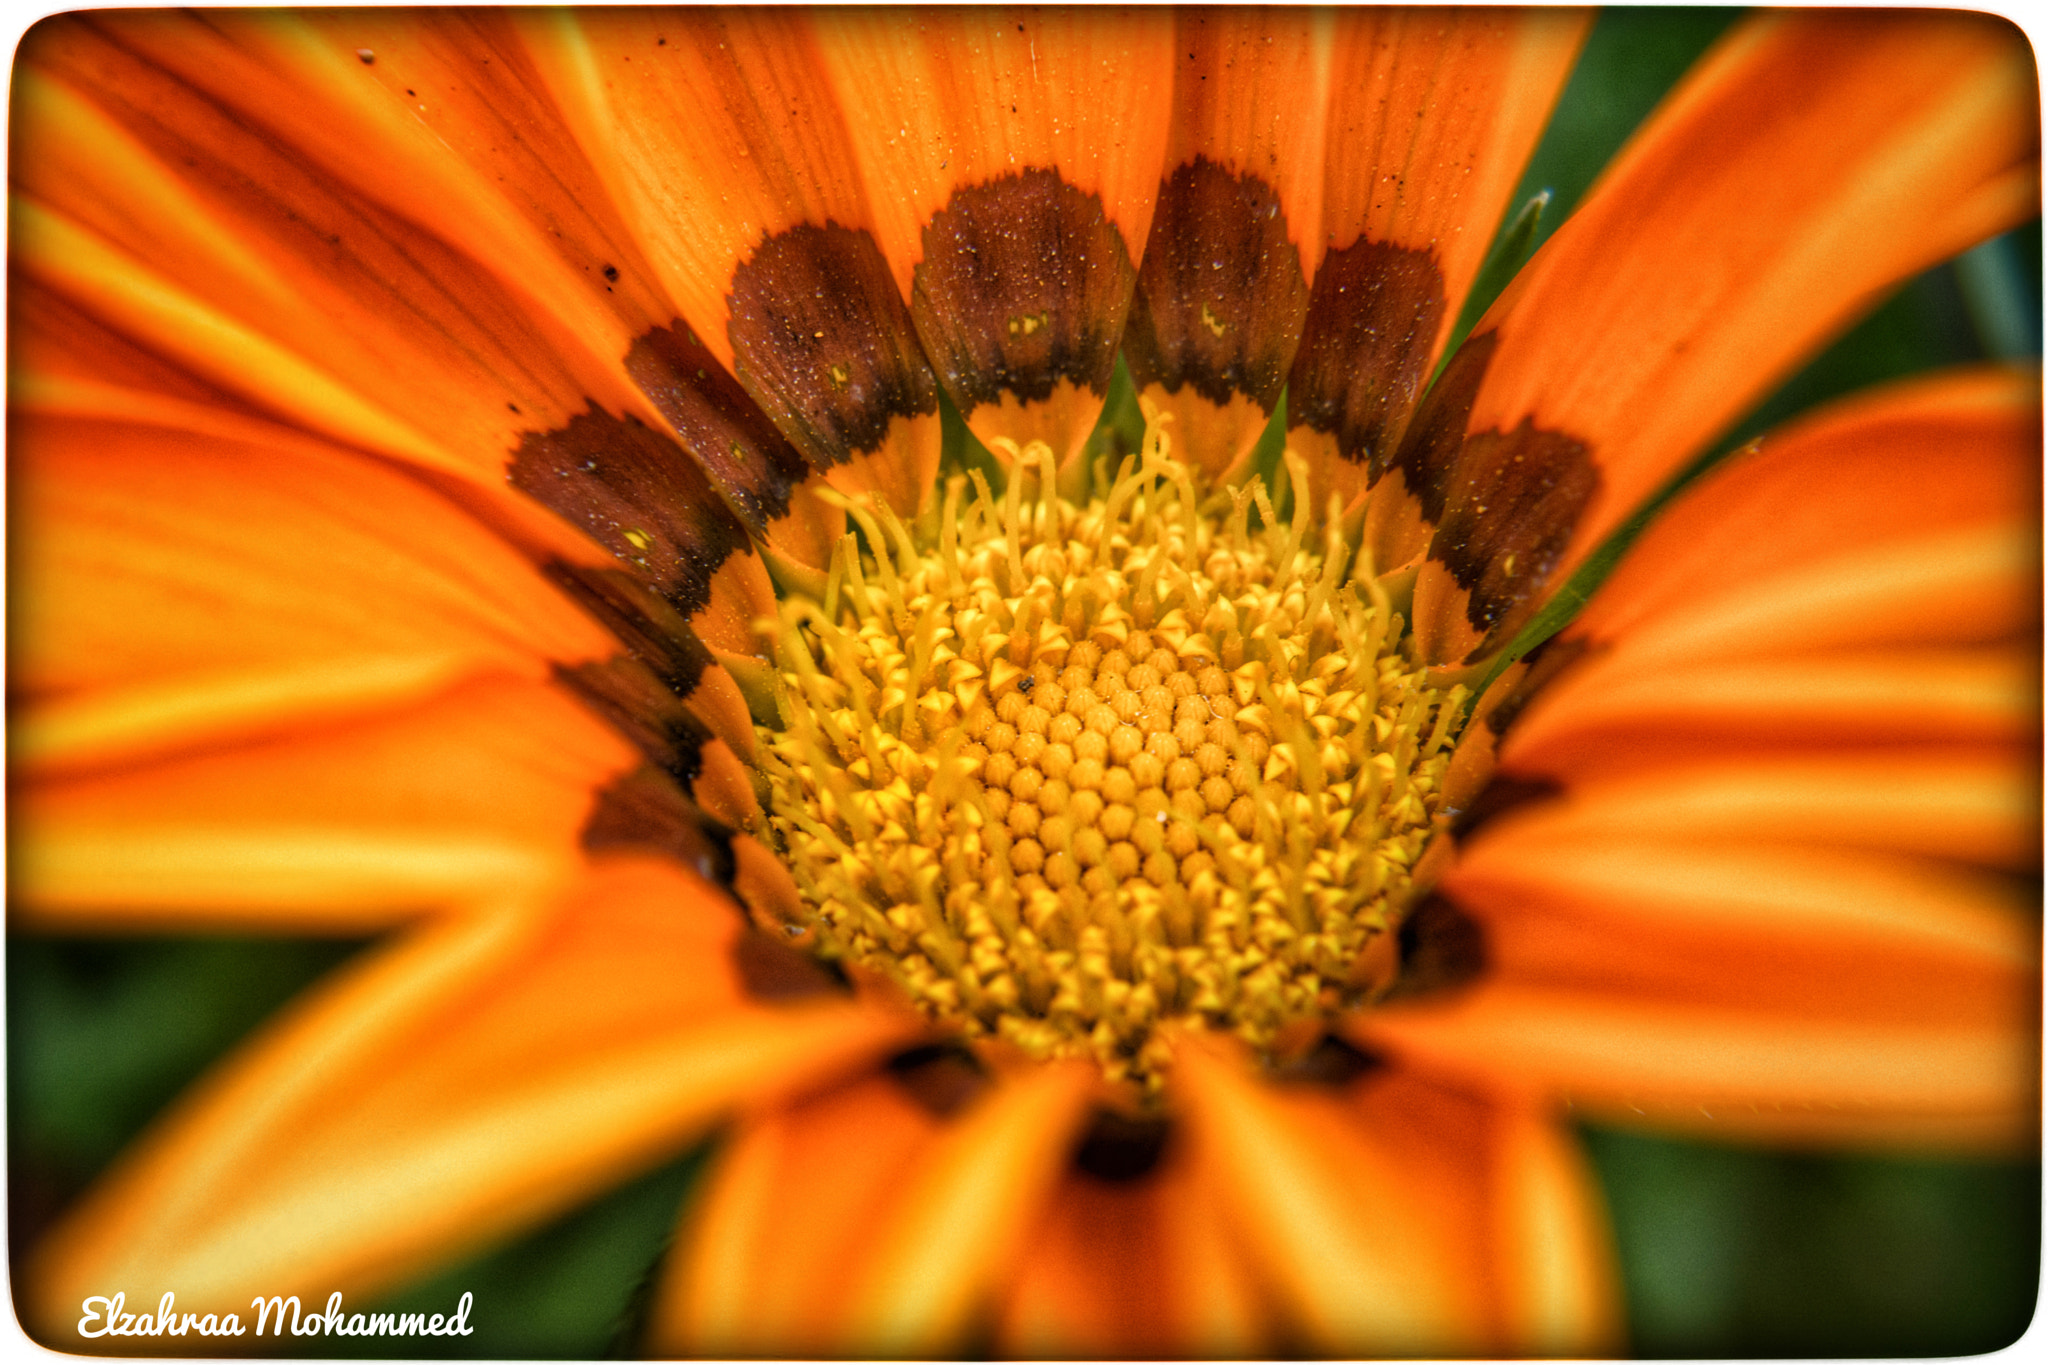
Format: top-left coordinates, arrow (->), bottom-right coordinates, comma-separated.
9,6 -> 2039,1356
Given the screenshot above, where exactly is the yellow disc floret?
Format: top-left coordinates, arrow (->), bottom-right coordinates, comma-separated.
756,412 -> 1466,1096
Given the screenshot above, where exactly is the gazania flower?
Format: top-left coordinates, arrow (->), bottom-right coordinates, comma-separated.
9,5 -> 2039,1356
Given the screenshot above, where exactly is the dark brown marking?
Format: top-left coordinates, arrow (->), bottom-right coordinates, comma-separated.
1393,331 -> 1602,657
582,764 -> 737,887
1450,774 -> 1564,839
1264,1033 -> 1385,1088
887,1042 -> 990,1118
545,562 -> 716,701
623,322 -> 811,538
510,403 -> 753,621
910,166 -> 1138,415
727,222 -> 939,468
1285,237 -> 1447,476
731,929 -> 850,1000
1122,156 -> 1311,412
1071,1108 -> 1173,1183
1382,894 -> 1489,1002
1432,418 -> 1599,651
557,654 -> 714,793
544,564 -> 722,790
1389,330 -> 1499,525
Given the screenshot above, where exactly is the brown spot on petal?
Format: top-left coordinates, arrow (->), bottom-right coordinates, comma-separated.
1286,237 -> 1447,476
727,221 -> 939,468
583,764 -> 737,889
1264,1033 -> 1386,1088
545,565 -> 727,793
624,321 -> 809,538
1383,894 -> 1489,1002
1393,331 -> 1600,655
1450,773 -> 1564,838
1480,634 -> 1595,740
1389,330 -> 1497,525
732,928 -> 851,1000
544,562 -> 715,700
510,404 -> 753,621
559,654 -> 715,793
1123,156 -> 1310,413
1071,1107 -> 1173,1182
910,166 -> 1137,417
1433,418 -> 1598,647
886,1042 -> 990,1117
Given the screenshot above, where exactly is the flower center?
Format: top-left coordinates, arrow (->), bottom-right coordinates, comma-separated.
756,414 -> 1466,1096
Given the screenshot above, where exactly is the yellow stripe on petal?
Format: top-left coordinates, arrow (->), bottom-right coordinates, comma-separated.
16,14 -> 670,484
1172,1035 -> 1475,1354
845,1060 -> 1097,1355
15,677 -> 637,928
1449,835 -> 2034,975
1503,649 -> 2035,775
1364,981 -> 2037,1151
25,858 -> 913,1334
10,195 -> 457,474
1475,752 -> 2037,866
1489,1102 -> 1623,1357
14,654 -> 488,776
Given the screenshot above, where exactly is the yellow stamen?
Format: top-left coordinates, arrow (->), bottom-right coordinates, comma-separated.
756,407 -> 1467,1098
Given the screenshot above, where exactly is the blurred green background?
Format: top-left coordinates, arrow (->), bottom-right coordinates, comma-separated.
10,8 -> 2040,1356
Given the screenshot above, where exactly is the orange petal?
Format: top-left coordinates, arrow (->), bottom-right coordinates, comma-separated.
23,856 -> 911,1340
1495,366 -> 2040,770
10,412 -> 613,770
1290,9 -> 1588,524
1361,977 -> 2038,1150
813,10 -> 1175,465
524,9 -> 941,524
255,8 -> 830,554
13,14 -> 658,483
650,1070 -> 945,1357
1170,1035 -> 1480,1353
1332,1066 -> 1622,1355
15,13 -> 776,643
14,676 -> 636,929
1448,824 -> 2036,1012
995,1151 -> 1269,1358
1567,366 -> 2039,660
1401,13 -> 2038,661
656,1056 -> 1095,1357
843,1059 -> 1098,1355
1485,1100 -> 1623,1355
1121,9 -> 1332,482
1473,751 -> 2037,867
1501,648 -> 2035,778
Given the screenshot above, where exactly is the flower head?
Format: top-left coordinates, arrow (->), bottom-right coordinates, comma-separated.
9,6 -> 2040,1357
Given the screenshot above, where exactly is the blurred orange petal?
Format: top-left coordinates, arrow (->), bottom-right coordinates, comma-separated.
11,412 -> 614,767
1172,1037 -> 1478,1354
24,856 -> 910,1339
996,1146 -> 1268,1357
15,677 -> 634,928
